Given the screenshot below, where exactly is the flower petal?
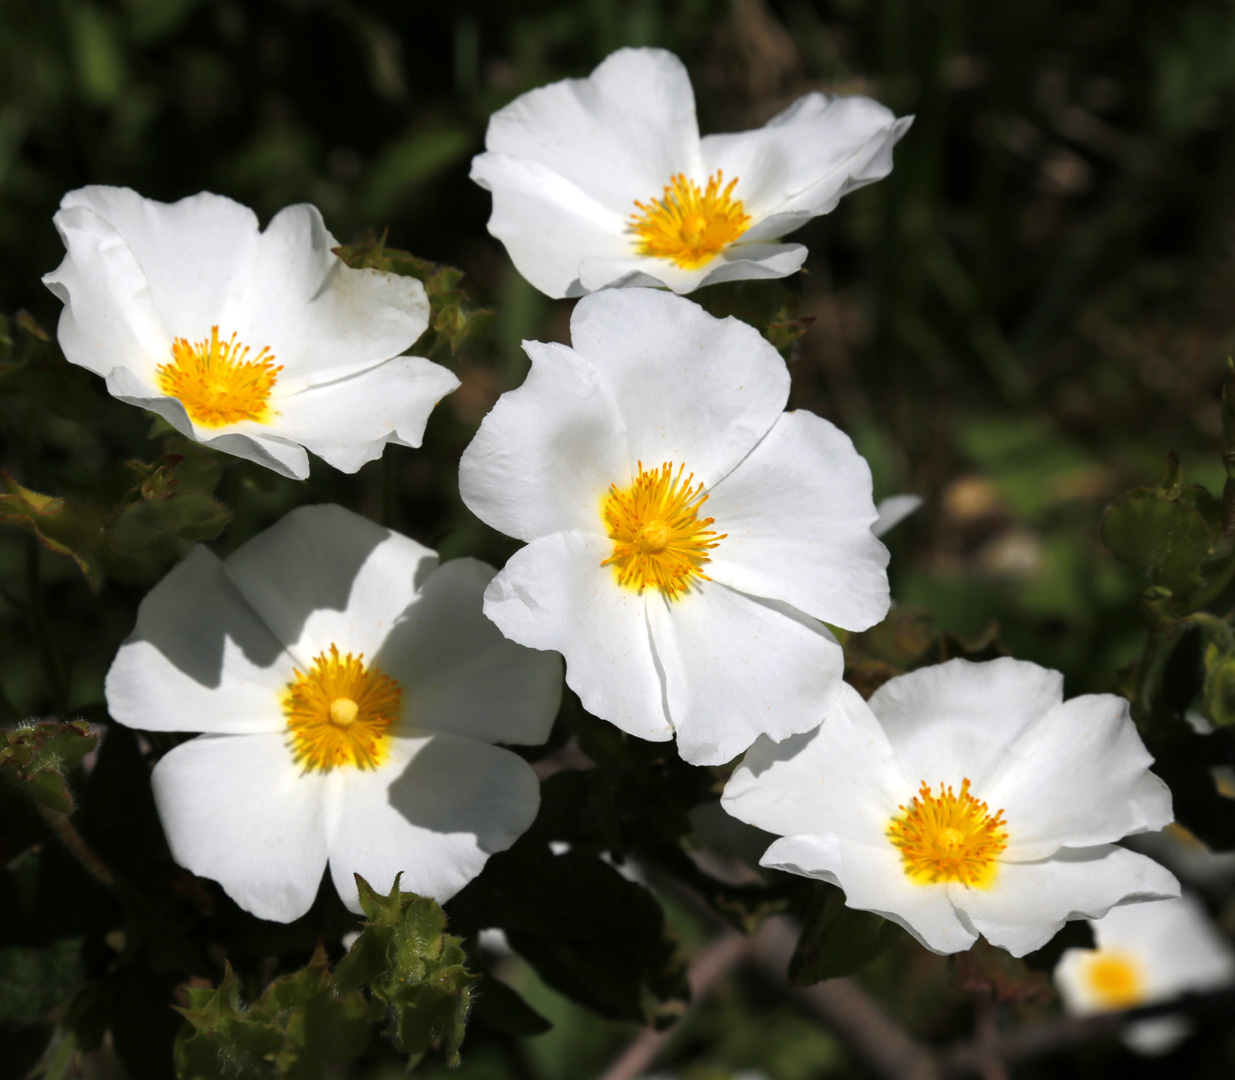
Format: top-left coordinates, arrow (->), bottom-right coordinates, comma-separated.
42,204 -> 170,378
988,693 -> 1173,861
575,241 -> 809,295
469,153 -> 629,298
243,204 -> 431,390
722,682 -> 909,846
458,340 -> 629,543
480,47 -> 701,217
104,364 -> 313,479
105,546 -> 296,735
482,532 -> 672,743
57,186 -> 259,339
873,494 -> 922,538
868,657 -> 1064,793
702,95 -> 910,229
568,288 -> 790,485
328,733 -> 541,909
705,410 -> 890,630
761,834 -> 977,955
221,504 -> 438,667
645,580 -> 842,765
271,355 -> 460,473
950,846 -> 1180,958
374,557 -> 562,745
152,733 -> 333,922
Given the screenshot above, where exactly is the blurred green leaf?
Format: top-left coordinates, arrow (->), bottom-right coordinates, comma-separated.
0,937 -> 85,1024
1101,456 -> 1218,598
0,720 -> 97,814
363,125 -> 474,219
450,847 -> 688,1025
787,886 -> 899,986
0,472 -> 106,590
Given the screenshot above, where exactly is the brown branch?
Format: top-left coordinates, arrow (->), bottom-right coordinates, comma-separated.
595,929 -> 751,1080
753,917 -> 943,1080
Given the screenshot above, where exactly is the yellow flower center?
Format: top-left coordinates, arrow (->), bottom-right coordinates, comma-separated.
156,325 -> 281,427
887,778 -> 1008,889
1083,951 -> 1146,1010
629,171 -> 752,269
283,645 -> 402,772
601,461 -> 725,597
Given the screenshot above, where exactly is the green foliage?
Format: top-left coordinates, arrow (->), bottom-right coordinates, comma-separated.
1101,453 -> 1221,604
450,845 -> 689,1026
787,886 -> 900,986
333,235 -> 493,359
175,948 -> 373,1080
176,876 -> 478,1078
0,719 -> 96,813
335,873 -> 479,1066
0,938 -> 85,1025
110,443 -> 231,555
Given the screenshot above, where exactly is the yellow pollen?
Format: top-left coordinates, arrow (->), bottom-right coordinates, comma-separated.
601,461 -> 725,598
329,697 -> 359,726
629,171 -> 752,269
887,779 -> 1008,889
283,645 -> 402,772
156,325 -> 281,427
1084,952 -> 1146,1010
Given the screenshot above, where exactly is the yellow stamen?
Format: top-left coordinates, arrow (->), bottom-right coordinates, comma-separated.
888,779 -> 1008,889
629,171 -> 752,269
283,645 -> 402,772
156,325 -> 281,427
1083,951 -> 1146,1010
601,461 -> 725,597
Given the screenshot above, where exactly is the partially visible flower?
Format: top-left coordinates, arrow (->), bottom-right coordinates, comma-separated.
43,187 -> 460,479
722,657 -> 1179,957
470,48 -> 910,298
459,287 -> 889,766
1055,894 -> 1235,1054
104,504 -> 561,922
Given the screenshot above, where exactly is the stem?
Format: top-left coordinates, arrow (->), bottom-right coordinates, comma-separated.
26,537 -> 68,715
1132,629 -> 1172,725
1183,550 -> 1235,615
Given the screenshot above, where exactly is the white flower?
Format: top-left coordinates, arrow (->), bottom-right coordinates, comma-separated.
722,657 -> 1180,957
1055,894 -> 1235,1054
43,187 -> 460,479
458,287 -> 890,766
104,504 -> 562,922
470,47 -> 911,298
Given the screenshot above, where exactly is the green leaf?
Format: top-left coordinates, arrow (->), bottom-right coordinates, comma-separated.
0,720 -> 97,813
0,473 -> 106,590
174,947 -> 373,1080
1204,640 -> 1235,727
787,886 -> 900,985
449,847 -> 688,1025
0,938 -> 85,1024
110,445 -> 230,553
1101,477 -> 1217,597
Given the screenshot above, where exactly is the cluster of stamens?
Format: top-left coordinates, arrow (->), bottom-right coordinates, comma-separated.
156,325 -> 281,427
283,645 -> 402,772
1082,952 -> 1146,1009
629,171 -> 751,268
601,461 -> 724,597
887,778 -> 1008,888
